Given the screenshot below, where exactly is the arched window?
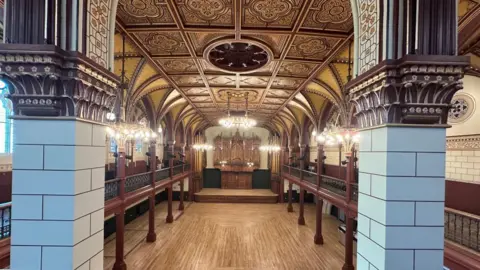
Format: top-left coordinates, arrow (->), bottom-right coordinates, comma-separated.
0,81 -> 12,153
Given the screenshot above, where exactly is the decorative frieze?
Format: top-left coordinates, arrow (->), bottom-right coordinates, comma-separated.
0,45 -> 119,122
347,55 -> 470,128
447,135 -> 480,150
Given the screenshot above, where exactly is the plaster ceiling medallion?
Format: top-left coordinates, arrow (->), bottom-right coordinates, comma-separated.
218,89 -> 258,102
448,92 -> 475,124
204,39 -> 273,74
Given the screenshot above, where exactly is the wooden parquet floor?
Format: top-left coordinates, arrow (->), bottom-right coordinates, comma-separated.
104,202 -> 352,270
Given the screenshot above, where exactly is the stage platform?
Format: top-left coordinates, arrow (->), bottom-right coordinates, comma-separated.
194,188 -> 278,203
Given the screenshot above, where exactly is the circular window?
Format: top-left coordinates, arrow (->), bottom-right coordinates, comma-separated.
448,93 -> 475,124
204,39 -> 273,74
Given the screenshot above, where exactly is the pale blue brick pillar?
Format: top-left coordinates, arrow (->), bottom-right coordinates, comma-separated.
356,126 -> 446,270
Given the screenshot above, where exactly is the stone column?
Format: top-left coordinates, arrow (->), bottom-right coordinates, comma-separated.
11,119 -> 107,270
348,56 -> 468,269
2,46 -> 118,269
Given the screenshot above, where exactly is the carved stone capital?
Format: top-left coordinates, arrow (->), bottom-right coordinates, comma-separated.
347,55 -> 470,128
0,44 -> 119,122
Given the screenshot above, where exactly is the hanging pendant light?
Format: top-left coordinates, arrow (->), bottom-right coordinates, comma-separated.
218,92 -> 256,128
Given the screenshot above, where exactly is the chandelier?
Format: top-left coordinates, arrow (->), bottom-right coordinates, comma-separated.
259,134 -> 280,152
218,92 -> 256,128
316,124 -> 359,154
192,144 -> 213,151
107,122 -> 156,147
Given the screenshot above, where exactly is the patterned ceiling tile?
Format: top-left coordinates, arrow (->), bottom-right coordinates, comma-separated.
242,34 -> 289,57
171,75 -> 205,86
156,58 -> 198,74
199,108 -> 219,112
301,0 -> 353,32
263,97 -> 285,104
260,104 -> 281,110
239,76 -> 270,87
188,32 -> 234,55
176,0 -> 234,26
271,78 -> 304,89
287,36 -> 343,61
205,75 -> 237,86
267,89 -> 294,97
116,0 -> 175,25
195,103 -> 216,108
278,61 -> 317,77
134,32 -> 189,56
190,96 -> 213,102
213,88 -> 264,103
183,87 -> 210,95
242,0 -> 304,28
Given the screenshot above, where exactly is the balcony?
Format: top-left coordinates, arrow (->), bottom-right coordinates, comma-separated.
281,164 -> 480,270
0,164 -> 191,269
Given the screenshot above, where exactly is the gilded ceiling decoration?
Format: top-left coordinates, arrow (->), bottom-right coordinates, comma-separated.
217,89 -> 260,102
302,0 -> 353,31
134,32 -> 189,55
205,41 -> 272,73
116,0 -> 355,127
117,0 -> 174,24
242,0 -> 303,28
177,0 -> 234,26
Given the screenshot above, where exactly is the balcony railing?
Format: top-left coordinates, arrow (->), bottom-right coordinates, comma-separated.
445,207 -> 480,252
105,178 -> 121,201
173,164 -> 184,176
321,176 -> 347,197
303,171 -> 317,186
0,202 -> 11,240
156,168 -> 170,182
125,172 -> 151,193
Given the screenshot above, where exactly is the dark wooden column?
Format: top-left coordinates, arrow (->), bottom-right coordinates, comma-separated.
287,182 -> 293,212
314,199 -> 324,245
298,187 -> 305,225
189,145 -> 194,201
146,142 -> 157,243
113,148 -> 127,270
279,147 -> 285,203
166,142 -> 174,223
298,145 -> 306,225
342,148 -> 355,270
314,143 -> 324,245
179,179 -> 185,211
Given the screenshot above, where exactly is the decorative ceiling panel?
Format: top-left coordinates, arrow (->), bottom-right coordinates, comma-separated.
213,88 -> 264,103
182,87 -> 210,95
205,75 -> 237,86
264,97 -> 286,104
116,0 -> 175,25
238,76 -> 270,87
301,0 -> 353,32
242,0 -> 304,28
189,96 -> 213,102
195,103 -> 217,108
242,34 -> 289,57
176,0 -> 235,26
171,75 -> 205,86
267,89 -> 294,97
155,58 -> 198,74
134,32 -> 190,56
278,61 -> 317,77
188,32 -> 234,56
287,36 -> 343,61
271,77 -> 304,89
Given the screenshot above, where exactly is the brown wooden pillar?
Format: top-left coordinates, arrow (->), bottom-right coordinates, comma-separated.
314,143 -> 324,244
298,187 -> 305,225
343,147 -> 355,270
113,148 -> 127,270
146,142 -> 157,243
166,184 -> 174,223
279,147 -> 285,203
189,146 -> 194,201
287,182 -> 293,212
314,199 -> 324,245
179,179 -> 185,211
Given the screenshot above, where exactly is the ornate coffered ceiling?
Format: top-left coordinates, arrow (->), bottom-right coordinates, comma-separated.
114,0 -> 480,137
115,0 -> 354,130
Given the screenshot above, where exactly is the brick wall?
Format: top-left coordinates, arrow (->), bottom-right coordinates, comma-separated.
445,135 -> 480,183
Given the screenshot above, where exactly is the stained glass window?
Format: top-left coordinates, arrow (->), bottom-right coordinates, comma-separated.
0,80 -> 12,153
